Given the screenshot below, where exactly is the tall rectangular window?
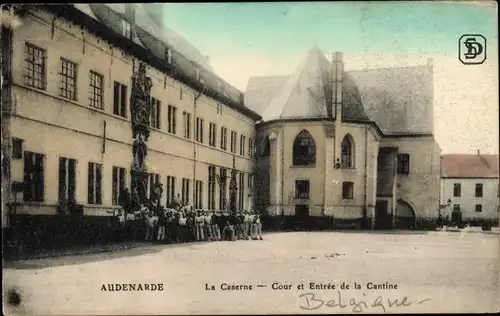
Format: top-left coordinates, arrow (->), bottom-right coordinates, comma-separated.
182,178 -> 190,205
219,168 -> 227,210
453,204 -> 460,212
475,183 -> 483,197
342,181 -> 354,200
238,172 -> 245,210
295,180 -> 310,199
58,157 -> 77,203
88,162 -> 103,205
149,173 -> 160,200
453,183 -> 461,197
121,19 -> 132,39
230,131 -> 237,153
89,71 -> 104,109
59,58 -> 77,100
196,117 -> 204,143
195,180 -> 203,209
113,82 -> 127,118
166,176 -> 176,207
220,127 -> 228,150
12,138 -> 24,160
248,138 -> 254,158
112,166 -> 126,205
475,204 -> 482,212
183,111 -> 191,138
167,105 -> 177,134
150,97 -> 161,129
240,135 -> 246,156
397,153 -> 410,174
24,43 -> 46,90
209,122 -> 217,147
247,173 -> 253,189
208,166 -> 216,210
23,152 -> 45,202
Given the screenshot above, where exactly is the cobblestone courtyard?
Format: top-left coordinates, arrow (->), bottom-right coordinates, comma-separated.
3,231 -> 499,315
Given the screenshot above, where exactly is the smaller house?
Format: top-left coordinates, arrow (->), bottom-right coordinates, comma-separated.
441,153 -> 499,226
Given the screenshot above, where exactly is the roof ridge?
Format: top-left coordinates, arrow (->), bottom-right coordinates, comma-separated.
347,64 -> 429,73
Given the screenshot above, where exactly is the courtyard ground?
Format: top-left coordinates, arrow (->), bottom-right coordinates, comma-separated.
3,230 -> 499,315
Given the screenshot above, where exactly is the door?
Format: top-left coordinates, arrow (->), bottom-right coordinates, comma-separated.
375,200 -> 391,229
294,204 -> 309,230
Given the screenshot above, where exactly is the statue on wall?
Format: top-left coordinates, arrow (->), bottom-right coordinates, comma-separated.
132,135 -> 148,172
229,156 -> 238,213
130,62 -> 153,205
130,62 -> 152,141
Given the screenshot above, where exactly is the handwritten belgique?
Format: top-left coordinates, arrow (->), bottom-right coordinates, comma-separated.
298,291 -> 431,313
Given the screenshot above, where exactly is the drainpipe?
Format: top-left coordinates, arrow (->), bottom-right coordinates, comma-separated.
363,125 -> 368,228
280,122 -> 285,216
194,88 -> 203,208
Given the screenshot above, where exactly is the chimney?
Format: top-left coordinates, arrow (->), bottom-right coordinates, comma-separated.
427,58 -> 433,71
477,150 -> 480,156
331,51 -> 343,120
125,4 -> 136,24
205,56 -> 210,63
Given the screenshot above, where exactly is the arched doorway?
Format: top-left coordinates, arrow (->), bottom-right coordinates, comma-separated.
395,199 -> 416,229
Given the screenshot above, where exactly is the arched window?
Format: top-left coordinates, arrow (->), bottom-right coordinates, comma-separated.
293,130 -> 316,166
341,134 -> 355,168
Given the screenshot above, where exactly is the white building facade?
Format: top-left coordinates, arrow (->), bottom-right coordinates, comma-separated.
440,154 -> 499,225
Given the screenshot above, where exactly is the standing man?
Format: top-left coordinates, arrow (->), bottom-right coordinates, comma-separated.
174,193 -> 183,209
204,210 -> 214,241
254,210 -> 263,240
195,210 -> 204,241
156,205 -> 166,243
210,211 -> 220,241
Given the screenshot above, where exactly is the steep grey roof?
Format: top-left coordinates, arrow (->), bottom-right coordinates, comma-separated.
245,47 -> 370,123
136,4 -> 215,73
71,4 -> 255,116
245,75 -> 289,114
347,65 -> 434,134
104,4 -> 214,72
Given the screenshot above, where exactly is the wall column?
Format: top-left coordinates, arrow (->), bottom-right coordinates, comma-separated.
269,130 -> 280,216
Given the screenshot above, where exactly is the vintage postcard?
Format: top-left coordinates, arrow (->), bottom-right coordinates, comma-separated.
2,2 -> 499,315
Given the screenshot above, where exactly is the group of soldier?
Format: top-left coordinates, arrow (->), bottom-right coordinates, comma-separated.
115,187 -> 263,244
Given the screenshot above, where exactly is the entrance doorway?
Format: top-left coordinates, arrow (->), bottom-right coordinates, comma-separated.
395,199 -> 416,229
294,204 -> 309,230
375,200 -> 392,229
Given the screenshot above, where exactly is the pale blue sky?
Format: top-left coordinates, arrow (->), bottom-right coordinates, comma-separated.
159,2 -> 497,58
150,2 -> 498,154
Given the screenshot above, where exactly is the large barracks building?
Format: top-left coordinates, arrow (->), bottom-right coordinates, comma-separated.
1,4 -> 441,237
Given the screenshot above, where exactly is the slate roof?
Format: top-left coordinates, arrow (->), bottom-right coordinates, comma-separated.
348,65 -> 434,134
442,154 -> 499,178
245,47 -> 370,123
71,4 -> 258,118
245,47 -> 434,135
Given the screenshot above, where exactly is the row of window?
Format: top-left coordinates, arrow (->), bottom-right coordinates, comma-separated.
452,204 -> 492,213
21,150 -> 254,210
295,180 -> 354,200
24,42 -> 255,158
265,129 -> 411,173
452,183 -> 484,198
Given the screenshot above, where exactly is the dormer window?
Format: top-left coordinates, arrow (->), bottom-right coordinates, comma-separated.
121,19 -> 132,39
166,48 -> 172,64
